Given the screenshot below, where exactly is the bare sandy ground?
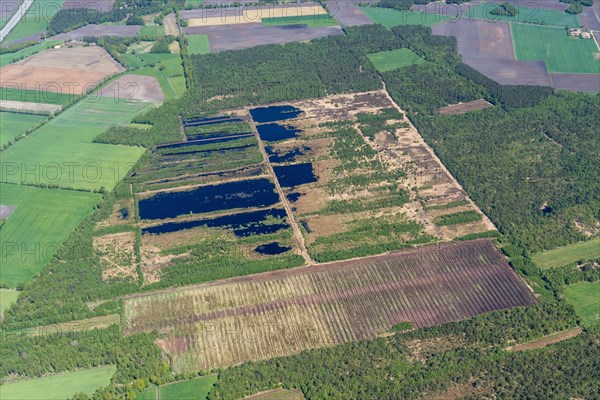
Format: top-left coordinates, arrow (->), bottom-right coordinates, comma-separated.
325,1 -> 372,27
96,74 -> 165,103
50,24 -> 140,41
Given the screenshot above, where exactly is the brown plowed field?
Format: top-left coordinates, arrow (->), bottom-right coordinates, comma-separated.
124,239 -> 537,372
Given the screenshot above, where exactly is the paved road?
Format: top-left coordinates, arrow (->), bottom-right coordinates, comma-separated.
0,0 -> 34,43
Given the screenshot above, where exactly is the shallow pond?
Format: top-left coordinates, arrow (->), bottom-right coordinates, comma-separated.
250,105 -> 302,123
138,178 -> 280,220
273,163 -> 317,188
256,123 -> 301,142
255,242 -> 292,255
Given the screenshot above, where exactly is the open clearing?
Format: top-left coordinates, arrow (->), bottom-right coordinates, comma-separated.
533,238 -> 600,269
0,288 -> 19,314
0,111 -> 47,147
512,24 -> 600,74
187,34 -> 210,54
437,99 -> 493,115
0,184 -> 100,287
159,375 -> 218,400
21,314 -> 120,336
244,388 -> 306,400
563,281 -> 600,327
0,366 -> 116,400
506,327 -> 583,351
124,240 -> 537,372
0,97 -> 150,191
0,46 -> 125,95
367,48 -> 425,72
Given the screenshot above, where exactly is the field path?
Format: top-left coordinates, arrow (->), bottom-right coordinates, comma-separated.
250,118 -> 313,265
0,0 -> 33,42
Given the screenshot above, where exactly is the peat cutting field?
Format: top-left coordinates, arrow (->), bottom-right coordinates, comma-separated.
123,239 -> 537,372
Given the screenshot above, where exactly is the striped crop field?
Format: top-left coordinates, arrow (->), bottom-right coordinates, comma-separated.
123,239 -> 536,372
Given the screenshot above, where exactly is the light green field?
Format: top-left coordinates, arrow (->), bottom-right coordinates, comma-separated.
139,25 -> 165,38
132,67 -> 183,100
0,184 -> 100,287
0,288 -> 19,313
0,111 -> 47,147
188,34 -> 210,55
185,0 -> 204,8
0,87 -> 78,105
360,7 -> 442,28
159,375 -> 218,400
2,0 -> 65,45
512,24 -> 600,74
138,386 -> 158,400
533,238 -> 600,269
469,2 -> 581,27
1,97 -> 150,191
367,48 -> 425,72
0,366 -> 116,400
564,281 -> 600,327
262,15 -> 339,28
0,41 -> 60,67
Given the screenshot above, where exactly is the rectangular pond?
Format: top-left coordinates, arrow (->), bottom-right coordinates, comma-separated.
250,105 -> 303,123
273,163 -> 317,188
256,123 -> 301,142
138,178 -> 280,220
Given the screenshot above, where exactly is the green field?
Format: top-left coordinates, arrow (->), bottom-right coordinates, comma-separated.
2,0 -> 65,45
0,111 -> 47,147
0,288 -> 19,313
0,366 -> 116,400
469,2 -> 581,27
124,53 -> 186,100
138,386 -> 158,400
187,34 -> 210,55
533,238 -> 600,269
0,87 -> 78,105
0,41 -> 60,67
360,7 -> 442,28
0,97 -> 150,191
0,184 -> 100,287
512,24 -> 600,74
262,14 -> 339,28
159,375 -> 218,400
185,0 -> 204,8
139,25 -> 165,38
367,48 -> 425,72
564,281 -> 600,327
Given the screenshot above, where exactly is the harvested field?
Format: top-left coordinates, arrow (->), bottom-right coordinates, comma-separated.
325,1 -> 372,27
183,24 -> 343,52
506,327 -> 583,352
580,4 -> 600,31
0,99 -> 61,114
465,57 -> 552,86
123,239 -> 537,372
163,13 -> 179,36
437,99 -> 493,115
0,46 -> 124,95
96,74 -> 165,103
50,24 -> 140,41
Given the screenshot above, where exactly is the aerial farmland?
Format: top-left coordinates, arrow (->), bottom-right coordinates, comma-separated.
0,0 -> 598,399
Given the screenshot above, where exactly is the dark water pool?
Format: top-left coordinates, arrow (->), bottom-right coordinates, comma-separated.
265,145 -> 310,163
250,105 -> 302,123
138,178 -> 280,220
184,116 -> 243,127
273,163 -> 317,188
286,192 -> 302,203
257,123 -> 301,142
142,208 -> 289,237
255,242 -> 292,255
